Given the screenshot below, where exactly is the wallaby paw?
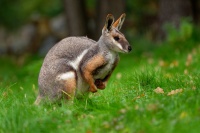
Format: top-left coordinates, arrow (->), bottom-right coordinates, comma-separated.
95,79 -> 106,90
89,86 -> 98,93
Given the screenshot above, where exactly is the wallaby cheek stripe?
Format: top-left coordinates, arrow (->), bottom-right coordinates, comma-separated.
112,38 -> 123,51
57,71 -> 75,80
69,49 -> 88,70
116,42 -> 123,50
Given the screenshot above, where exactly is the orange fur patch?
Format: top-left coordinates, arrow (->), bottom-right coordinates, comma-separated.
113,13 -> 126,29
113,19 -> 120,28
63,78 -> 76,99
95,56 -> 119,90
83,55 -> 106,93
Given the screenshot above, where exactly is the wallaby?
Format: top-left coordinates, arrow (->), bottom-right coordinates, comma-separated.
34,13 -> 132,105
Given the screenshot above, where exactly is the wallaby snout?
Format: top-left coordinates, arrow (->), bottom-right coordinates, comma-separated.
127,45 -> 132,53
128,45 -> 132,52
112,33 -> 132,53
118,37 -> 132,53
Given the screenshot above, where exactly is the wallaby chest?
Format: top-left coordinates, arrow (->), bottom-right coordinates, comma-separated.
93,51 -> 118,80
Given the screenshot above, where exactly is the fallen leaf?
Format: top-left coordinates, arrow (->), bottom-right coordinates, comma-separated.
133,93 -> 145,100
2,92 -> 8,98
186,54 -> 192,66
134,105 -> 139,110
167,89 -> 183,96
192,86 -> 196,90
86,130 -> 93,133
159,60 -> 166,67
147,103 -> 158,111
116,73 -> 122,80
65,120 -> 71,123
170,60 -> 179,68
154,87 -> 164,94
102,121 -> 110,129
184,69 -> 188,75
119,108 -> 127,114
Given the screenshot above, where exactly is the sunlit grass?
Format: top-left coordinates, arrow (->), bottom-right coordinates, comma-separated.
0,42 -> 200,133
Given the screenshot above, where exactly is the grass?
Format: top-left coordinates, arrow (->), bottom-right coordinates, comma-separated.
0,38 -> 200,133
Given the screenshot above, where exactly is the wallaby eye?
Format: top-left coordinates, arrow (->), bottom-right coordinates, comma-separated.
114,36 -> 120,41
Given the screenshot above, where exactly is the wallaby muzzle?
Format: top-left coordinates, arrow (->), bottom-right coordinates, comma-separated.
128,45 -> 132,52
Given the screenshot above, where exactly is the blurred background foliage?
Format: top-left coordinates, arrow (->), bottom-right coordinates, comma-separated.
0,0 -> 199,58
0,0 -> 63,29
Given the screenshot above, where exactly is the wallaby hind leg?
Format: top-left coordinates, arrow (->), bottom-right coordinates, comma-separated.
62,77 -> 76,101
58,71 -> 77,102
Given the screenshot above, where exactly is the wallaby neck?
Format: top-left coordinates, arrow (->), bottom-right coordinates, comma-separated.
97,36 -> 116,54
97,36 -> 105,45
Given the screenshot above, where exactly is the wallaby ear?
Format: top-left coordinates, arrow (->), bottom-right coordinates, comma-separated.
103,14 -> 115,32
113,13 -> 126,30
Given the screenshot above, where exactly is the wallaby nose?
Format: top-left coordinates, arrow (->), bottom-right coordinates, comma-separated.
128,46 -> 132,52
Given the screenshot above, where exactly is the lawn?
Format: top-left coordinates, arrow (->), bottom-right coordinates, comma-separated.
0,37 -> 200,133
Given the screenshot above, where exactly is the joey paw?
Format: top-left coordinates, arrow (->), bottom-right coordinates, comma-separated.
89,87 -> 98,93
95,79 -> 106,90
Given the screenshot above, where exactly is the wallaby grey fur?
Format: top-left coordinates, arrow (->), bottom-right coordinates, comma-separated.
34,13 -> 132,105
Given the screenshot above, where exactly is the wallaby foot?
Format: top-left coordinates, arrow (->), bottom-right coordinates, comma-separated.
95,79 -> 106,90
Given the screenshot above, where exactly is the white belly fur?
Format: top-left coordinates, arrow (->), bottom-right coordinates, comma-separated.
94,51 -> 116,80
76,71 -> 89,95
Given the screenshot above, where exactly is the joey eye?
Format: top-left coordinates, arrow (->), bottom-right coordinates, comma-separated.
114,36 -> 120,41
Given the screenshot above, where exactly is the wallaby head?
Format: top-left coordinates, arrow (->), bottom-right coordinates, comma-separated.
100,13 -> 132,53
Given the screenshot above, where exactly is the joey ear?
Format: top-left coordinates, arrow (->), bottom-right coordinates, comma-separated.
103,14 -> 114,32
113,13 -> 126,30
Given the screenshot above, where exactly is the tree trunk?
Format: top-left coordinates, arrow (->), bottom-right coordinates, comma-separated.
158,0 -> 193,40
95,0 -> 125,40
191,0 -> 200,24
64,0 -> 87,36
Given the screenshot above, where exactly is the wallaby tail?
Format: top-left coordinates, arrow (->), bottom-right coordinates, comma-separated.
34,95 -> 42,105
